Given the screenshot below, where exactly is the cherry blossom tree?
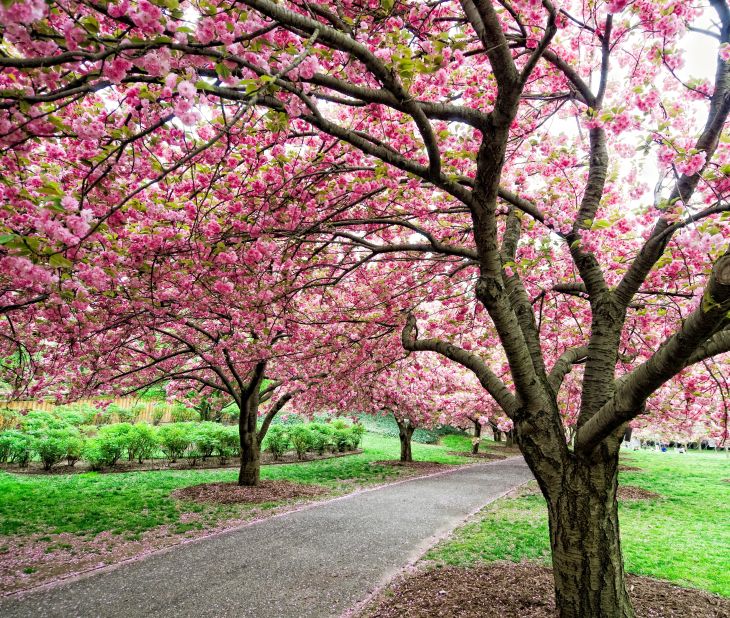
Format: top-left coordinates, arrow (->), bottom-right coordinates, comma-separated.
3,1 -> 730,616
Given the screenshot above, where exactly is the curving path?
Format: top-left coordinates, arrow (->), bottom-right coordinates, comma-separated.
0,457 -> 533,618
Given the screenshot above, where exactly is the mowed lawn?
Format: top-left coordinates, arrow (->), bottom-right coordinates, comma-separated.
0,432 -> 473,540
425,449 -> 730,596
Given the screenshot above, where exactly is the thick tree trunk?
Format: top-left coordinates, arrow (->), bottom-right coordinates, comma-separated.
546,459 -> 633,618
238,364 -> 266,486
472,420 -> 482,454
394,415 -> 415,462
238,423 -> 260,486
518,410 -> 634,618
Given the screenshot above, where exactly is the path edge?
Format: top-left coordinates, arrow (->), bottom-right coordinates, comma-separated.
339,468 -> 534,618
1,456 -> 524,600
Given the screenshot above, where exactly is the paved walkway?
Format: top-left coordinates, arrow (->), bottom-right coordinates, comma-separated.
1,458 -> 533,618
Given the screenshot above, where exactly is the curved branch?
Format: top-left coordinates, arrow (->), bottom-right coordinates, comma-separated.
401,314 -> 518,415
548,346 -> 588,391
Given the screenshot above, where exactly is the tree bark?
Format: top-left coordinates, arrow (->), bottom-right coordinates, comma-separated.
518,410 -> 634,618
238,427 -> 261,486
546,459 -> 633,618
472,420 -> 482,454
490,421 -> 502,442
238,361 -> 266,486
394,415 -> 415,462
505,429 -> 514,447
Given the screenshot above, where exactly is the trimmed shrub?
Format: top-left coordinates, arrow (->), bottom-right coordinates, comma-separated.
1,431 -> 35,467
308,423 -> 334,455
216,425 -> 239,462
349,423 -> 364,448
126,423 -> 159,463
66,434 -> 85,467
95,424 -> 132,466
18,410 -> 68,433
158,423 -> 193,461
288,425 -> 313,460
35,429 -> 75,470
263,426 -> 289,460
170,404 -> 200,423
82,439 -> 106,471
0,430 -> 27,463
194,422 -> 221,459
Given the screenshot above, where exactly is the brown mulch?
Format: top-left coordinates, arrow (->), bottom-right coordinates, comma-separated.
370,460 -> 458,475
360,562 -> 730,618
619,465 -> 643,472
447,450 -> 508,460
618,485 -> 661,501
171,480 -> 329,505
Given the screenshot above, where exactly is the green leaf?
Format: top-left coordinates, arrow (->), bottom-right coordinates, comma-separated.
49,254 -> 73,269
215,63 -> 232,79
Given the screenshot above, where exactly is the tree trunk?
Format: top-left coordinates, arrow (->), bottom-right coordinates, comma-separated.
238,364 -> 266,486
505,429 -> 514,447
546,459 -> 633,617
238,432 -> 260,486
394,415 -> 415,462
518,413 -> 634,618
490,422 -> 502,442
472,420 -> 482,454
512,398 -> 635,618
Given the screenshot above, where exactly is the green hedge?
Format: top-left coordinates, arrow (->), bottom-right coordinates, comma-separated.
0,414 -> 365,470
261,418 -> 364,459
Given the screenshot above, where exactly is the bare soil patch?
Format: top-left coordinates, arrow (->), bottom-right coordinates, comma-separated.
1,449 -> 362,476
619,465 -> 643,472
447,451 -> 507,460
171,480 -> 328,505
618,485 -> 661,501
360,562 -> 730,618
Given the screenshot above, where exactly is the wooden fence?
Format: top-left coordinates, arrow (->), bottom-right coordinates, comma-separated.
1,397 -> 177,424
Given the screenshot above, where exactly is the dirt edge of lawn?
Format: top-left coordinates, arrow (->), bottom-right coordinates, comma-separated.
357,562 -> 730,618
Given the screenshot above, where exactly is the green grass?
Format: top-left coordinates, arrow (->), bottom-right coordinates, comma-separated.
426,450 -> 730,596
0,432 -> 471,539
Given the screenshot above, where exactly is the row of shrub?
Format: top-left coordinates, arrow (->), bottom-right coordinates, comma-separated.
0,422 -> 243,470
0,417 -> 365,470
263,420 -> 365,460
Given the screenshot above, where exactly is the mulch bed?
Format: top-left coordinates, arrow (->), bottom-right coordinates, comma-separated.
619,465 -> 643,472
618,485 -> 661,501
447,450 -> 508,460
171,480 -> 329,505
1,449 -> 362,476
360,562 -> 730,618
370,461 -> 459,475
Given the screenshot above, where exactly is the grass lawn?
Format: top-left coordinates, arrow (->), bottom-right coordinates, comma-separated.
425,449 -> 730,596
0,431 -> 472,543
